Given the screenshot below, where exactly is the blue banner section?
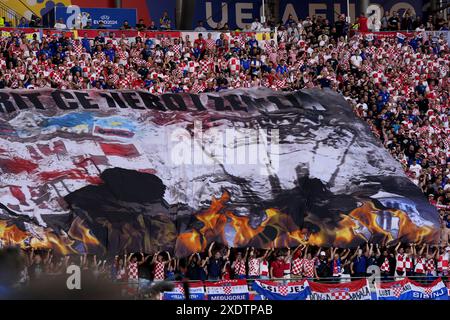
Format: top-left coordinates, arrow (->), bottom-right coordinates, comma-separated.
193,0 -> 263,30
207,293 -> 250,300
252,280 -> 311,300
279,0 -> 423,23
192,1 -> 423,29
163,293 -> 205,300
55,7 -> 137,29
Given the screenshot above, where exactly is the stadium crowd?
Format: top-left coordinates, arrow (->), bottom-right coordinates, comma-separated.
0,12 -> 450,294
3,241 -> 450,293
1,13 -> 449,228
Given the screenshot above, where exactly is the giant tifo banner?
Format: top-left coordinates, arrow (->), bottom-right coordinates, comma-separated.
0,88 -> 440,256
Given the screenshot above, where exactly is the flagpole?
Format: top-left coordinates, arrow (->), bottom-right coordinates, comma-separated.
346,0 -> 350,23
261,0 -> 266,24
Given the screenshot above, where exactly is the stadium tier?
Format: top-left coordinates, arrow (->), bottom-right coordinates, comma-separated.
0,5 -> 449,301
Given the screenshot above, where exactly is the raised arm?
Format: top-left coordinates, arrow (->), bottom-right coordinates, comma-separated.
165,251 -> 171,265
208,242 -> 215,258
151,252 -> 158,264
432,246 -> 439,259
395,242 -> 401,255
376,244 -> 381,258
263,248 -> 272,260
243,247 -> 249,260
368,243 -> 374,257
292,244 -> 302,257
224,246 -> 231,260
341,249 -> 350,261
350,246 -> 359,260
418,244 -> 425,257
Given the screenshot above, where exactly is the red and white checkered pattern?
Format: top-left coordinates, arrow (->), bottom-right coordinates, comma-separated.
393,285 -> 403,297
414,257 -> 425,274
424,287 -> 433,296
425,258 -> 435,273
278,285 -> 289,296
205,38 -> 215,51
248,258 -> 260,276
229,57 -> 240,74
380,257 -> 390,272
302,259 -> 315,278
234,260 -> 246,276
331,291 -> 350,300
154,261 -> 165,281
127,262 -> 138,280
199,58 -> 213,73
223,285 -> 232,295
190,82 -> 205,94
187,61 -> 198,73
291,258 -> 303,276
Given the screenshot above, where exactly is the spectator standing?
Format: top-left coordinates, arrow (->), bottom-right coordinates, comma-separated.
377,244 -> 396,280
136,19 -> 146,31
206,242 -> 229,280
148,21 -> 157,30
248,247 -> 271,279
160,11 -> 171,30
371,16 -> 381,32
151,251 -> 170,282
270,252 -> 288,279
381,11 -> 389,31
54,18 -> 67,30
350,245 -> 368,279
194,20 -> 207,32
251,18 -> 262,31
358,13 -> 369,32
120,20 -> 132,30
388,11 -> 400,31
231,249 -> 248,279
315,250 -> 330,280
17,17 -> 29,28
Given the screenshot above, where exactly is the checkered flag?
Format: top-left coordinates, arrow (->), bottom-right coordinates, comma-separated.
393,286 -> 403,298
222,283 -> 232,295
331,291 -> 350,300
424,287 -> 433,296
278,285 -> 289,296
176,284 -> 185,295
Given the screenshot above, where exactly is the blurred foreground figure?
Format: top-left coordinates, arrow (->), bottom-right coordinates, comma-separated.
0,247 -> 125,299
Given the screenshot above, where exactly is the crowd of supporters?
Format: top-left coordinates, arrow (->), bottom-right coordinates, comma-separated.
0,13 -> 449,229
4,242 -> 450,292
0,12 -> 450,293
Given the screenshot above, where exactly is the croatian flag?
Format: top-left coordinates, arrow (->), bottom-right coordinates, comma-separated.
206,279 -> 249,300
375,278 -> 409,300
252,279 -> 311,300
162,281 -> 205,300
404,278 -> 448,300
308,279 -> 372,300
376,278 -> 448,300
397,32 -> 406,44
